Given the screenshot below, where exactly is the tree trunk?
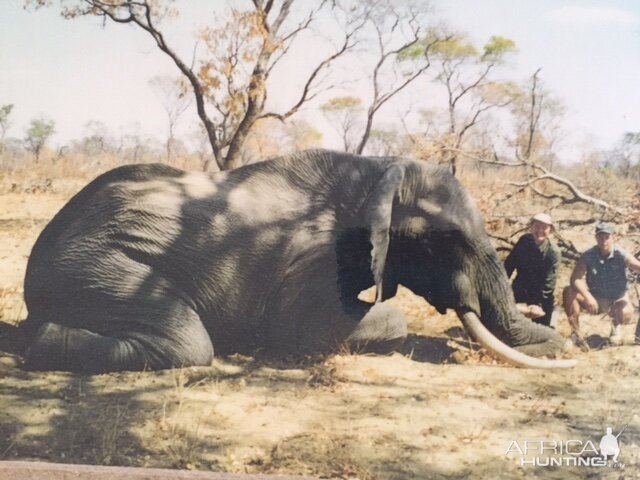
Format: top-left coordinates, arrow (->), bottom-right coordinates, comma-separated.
356,107 -> 375,155
224,59 -> 268,169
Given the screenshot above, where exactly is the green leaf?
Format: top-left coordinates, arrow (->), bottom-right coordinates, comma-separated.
320,96 -> 362,112
482,36 -> 516,60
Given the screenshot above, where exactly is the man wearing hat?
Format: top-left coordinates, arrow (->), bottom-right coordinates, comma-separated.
505,213 -> 561,327
563,222 -> 640,347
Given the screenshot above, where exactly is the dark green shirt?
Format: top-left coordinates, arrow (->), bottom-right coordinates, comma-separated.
504,233 -> 561,320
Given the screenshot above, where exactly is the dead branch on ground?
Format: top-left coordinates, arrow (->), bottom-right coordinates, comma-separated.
446,148 -> 626,218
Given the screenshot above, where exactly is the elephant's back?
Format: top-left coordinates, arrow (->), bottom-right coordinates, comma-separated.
24,164 -> 189,311
31,164 -> 184,244
28,164 -> 185,254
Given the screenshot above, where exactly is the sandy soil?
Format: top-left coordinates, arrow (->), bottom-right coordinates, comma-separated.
1,179 -> 639,480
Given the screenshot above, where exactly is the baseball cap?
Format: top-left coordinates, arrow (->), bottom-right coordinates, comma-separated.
595,223 -> 615,235
531,213 -> 553,226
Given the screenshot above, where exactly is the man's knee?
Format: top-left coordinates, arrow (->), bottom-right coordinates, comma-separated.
563,286 -> 582,313
612,296 -> 633,323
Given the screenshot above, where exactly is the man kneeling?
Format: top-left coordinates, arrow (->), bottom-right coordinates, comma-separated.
563,223 -> 640,349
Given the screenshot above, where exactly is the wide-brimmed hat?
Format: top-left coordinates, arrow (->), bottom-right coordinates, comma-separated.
531,213 -> 553,226
595,222 -> 615,235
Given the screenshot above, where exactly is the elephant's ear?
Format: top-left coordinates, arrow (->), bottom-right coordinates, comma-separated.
364,163 -> 405,303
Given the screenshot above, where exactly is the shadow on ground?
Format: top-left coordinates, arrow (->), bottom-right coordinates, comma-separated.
398,333 -> 461,364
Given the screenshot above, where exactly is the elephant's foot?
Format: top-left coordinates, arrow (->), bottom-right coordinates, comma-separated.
24,323 -> 148,372
24,321 -> 214,373
345,303 -> 407,354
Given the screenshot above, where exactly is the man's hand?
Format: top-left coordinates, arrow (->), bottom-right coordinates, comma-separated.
527,305 -> 545,319
584,294 -> 599,314
517,303 -> 545,319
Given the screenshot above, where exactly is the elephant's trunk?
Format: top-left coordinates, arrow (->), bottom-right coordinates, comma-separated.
456,310 -> 577,369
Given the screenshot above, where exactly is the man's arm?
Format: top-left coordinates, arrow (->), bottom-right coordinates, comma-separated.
625,253 -> 640,273
540,247 -> 560,316
571,256 -> 599,314
504,236 -> 523,278
542,248 -> 560,300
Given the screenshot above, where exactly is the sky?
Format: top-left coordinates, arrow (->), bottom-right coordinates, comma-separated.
1,0 -> 639,162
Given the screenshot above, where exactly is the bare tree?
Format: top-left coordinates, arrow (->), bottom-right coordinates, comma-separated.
443,36 -> 516,168
149,75 -> 192,163
74,120 -> 115,156
117,123 -> 155,164
190,123 -> 217,172
509,68 -> 565,171
321,96 -> 363,152
352,0 -> 439,155
28,0 -> 367,170
401,33 -> 517,174
366,127 -> 406,156
603,132 -> 640,180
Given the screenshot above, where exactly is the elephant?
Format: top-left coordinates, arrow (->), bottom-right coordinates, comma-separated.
11,150 -> 576,372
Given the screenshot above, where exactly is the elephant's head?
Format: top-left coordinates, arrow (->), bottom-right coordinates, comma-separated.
365,160 -> 575,368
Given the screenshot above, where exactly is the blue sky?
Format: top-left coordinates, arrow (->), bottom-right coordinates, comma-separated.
1,1 -> 639,162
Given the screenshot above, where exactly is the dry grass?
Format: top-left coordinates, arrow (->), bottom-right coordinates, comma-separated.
96,404 -> 128,465
157,370 -> 209,469
1,154 -> 640,478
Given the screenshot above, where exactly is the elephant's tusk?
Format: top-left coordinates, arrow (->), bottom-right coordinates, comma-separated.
456,310 -> 577,369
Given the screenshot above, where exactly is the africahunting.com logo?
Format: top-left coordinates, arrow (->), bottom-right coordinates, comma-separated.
505,425 -> 627,469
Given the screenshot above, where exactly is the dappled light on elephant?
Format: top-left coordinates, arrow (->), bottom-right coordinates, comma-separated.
10,150 -> 575,372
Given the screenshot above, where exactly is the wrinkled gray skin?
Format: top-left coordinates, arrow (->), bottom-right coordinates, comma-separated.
17,150 -> 566,373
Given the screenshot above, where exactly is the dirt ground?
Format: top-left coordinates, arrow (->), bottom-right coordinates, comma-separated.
1,179 -> 639,480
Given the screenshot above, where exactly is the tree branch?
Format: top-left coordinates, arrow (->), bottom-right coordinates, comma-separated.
444,148 -> 627,216
260,14 -> 366,122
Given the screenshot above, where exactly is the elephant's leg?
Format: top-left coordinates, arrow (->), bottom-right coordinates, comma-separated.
345,303 -> 408,354
24,310 -> 214,373
25,323 -> 151,372
507,319 -> 564,357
